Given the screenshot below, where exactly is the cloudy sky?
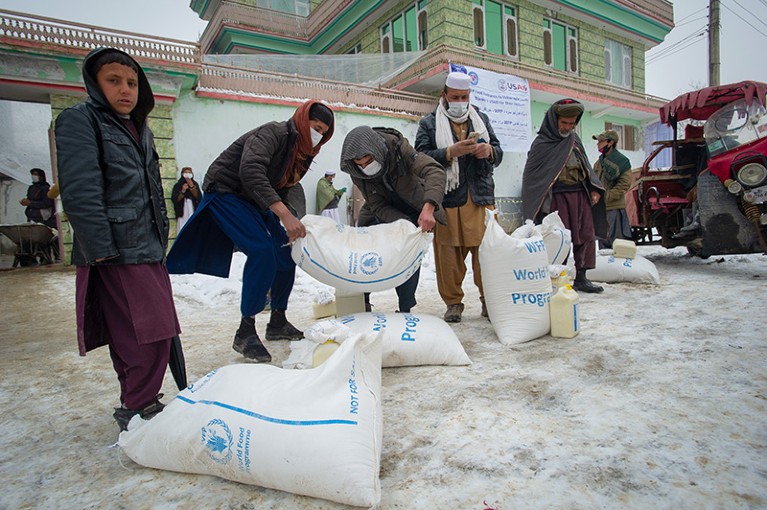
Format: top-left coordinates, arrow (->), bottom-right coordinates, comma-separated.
1,0 -> 766,100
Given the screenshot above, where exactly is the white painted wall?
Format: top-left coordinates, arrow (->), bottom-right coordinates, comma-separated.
171,92 -> 526,221
0,100 -> 53,226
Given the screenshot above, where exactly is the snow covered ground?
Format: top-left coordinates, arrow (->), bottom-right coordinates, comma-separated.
1,245 -> 765,509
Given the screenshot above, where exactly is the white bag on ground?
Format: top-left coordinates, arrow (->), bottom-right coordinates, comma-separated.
532,211 -> 572,265
119,332 -> 383,508
292,215 -> 432,293
285,312 -> 470,368
479,210 -> 552,345
587,253 -> 661,284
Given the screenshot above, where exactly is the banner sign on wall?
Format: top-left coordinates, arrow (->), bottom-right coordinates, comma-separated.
450,63 -> 532,153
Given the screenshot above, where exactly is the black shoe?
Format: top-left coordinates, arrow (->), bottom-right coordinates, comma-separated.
233,317 -> 272,361
113,394 -> 165,431
265,310 -> 303,341
265,321 -> 303,341
574,269 -> 603,294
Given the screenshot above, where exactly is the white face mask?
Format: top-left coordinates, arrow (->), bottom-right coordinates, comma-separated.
182,173 -> 193,179
447,101 -> 469,117
358,160 -> 382,177
31,175 -> 40,183
310,128 -> 324,147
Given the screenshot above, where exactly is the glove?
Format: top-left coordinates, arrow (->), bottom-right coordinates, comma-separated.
340,187 -> 347,194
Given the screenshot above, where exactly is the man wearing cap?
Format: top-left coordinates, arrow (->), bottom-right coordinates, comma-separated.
522,98 -> 607,293
415,70 -> 503,323
592,130 -> 633,248
315,169 -> 346,223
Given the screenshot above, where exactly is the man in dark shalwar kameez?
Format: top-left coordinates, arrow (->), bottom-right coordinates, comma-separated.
56,47 -> 181,431
521,99 -> 607,293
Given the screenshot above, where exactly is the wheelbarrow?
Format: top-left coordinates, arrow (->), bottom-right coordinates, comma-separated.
0,223 -> 57,267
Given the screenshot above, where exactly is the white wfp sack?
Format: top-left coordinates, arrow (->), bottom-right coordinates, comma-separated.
119,332 -> 384,508
532,211 -> 572,265
292,214 -> 432,293
479,210 -> 552,345
285,313 -> 471,369
587,253 -> 661,285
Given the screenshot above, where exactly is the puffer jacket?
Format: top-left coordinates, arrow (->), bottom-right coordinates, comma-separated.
415,107 -> 503,208
341,127 -> 447,227
202,120 -> 311,215
55,47 -> 169,265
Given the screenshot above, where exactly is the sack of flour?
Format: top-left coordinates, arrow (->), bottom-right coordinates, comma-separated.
479,211 -> 551,345
292,215 -> 432,293
532,211 -> 572,265
587,254 -> 660,284
285,313 -> 470,369
119,332 -> 383,507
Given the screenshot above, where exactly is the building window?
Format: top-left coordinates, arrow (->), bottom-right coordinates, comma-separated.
605,39 -> 632,88
380,1 -> 429,53
256,0 -> 309,16
605,122 -> 637,151
472,0 -> 518,58
543,19 -> 578,73
346,43 -> 362,54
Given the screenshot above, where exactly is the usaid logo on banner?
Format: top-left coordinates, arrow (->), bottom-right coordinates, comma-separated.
498,79 -> 508,92
202,418 -> 233,464
468,71 -> 479,86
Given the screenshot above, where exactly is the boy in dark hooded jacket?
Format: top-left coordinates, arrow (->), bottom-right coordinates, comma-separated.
55,47 -> 181,432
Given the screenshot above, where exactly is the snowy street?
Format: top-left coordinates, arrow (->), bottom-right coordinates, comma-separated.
1,246 -> 765,509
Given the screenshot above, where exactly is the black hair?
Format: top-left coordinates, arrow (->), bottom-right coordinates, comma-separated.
88,50 -> 140,78
30,168 -> 46,181
308,103 -> 334,126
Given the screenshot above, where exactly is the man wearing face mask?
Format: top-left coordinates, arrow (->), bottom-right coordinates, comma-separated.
415,71 -> 503,323
592,130 -> 632,249
522,99 -> 606,293
167,101 -> 334,362
171,166 -> 201,232
20,168 -> 56,229
340,126 -> 446,314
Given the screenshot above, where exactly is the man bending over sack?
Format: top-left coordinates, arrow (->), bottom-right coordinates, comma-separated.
167,101 -> 334,362
340,126 -> 446,314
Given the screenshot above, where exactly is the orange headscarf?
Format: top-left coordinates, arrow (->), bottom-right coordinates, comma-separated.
278,100 -> 334,189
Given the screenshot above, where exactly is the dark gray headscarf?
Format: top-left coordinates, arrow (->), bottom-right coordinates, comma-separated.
340,126 -> 390,180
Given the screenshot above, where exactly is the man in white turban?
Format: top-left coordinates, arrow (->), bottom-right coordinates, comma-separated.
415,70 -> 503,323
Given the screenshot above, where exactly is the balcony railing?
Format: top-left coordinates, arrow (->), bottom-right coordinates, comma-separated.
198,62 -> 436,118
386,44 -> 668,109
200,0 -> 368,52
0,9 -> 200,69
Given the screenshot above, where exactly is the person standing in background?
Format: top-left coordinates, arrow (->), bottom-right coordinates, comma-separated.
315,169 -> 346,223
20,168 -> 56,229
172,166 -> 201,232
522,98 -> 606,294
592,130 -> 633,248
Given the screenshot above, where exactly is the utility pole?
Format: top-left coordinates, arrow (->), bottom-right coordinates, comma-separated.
709,0 -> 720,86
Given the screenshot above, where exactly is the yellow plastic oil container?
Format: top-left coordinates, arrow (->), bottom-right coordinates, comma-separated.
550,284 -> 579,338
312,339 -> 340,367
612,239 -> 637,259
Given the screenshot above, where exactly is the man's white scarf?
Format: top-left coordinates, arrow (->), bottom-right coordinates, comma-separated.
435,98 -> 489,193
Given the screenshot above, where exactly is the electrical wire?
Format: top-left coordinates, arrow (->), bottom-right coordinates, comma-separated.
721,2 -> 767,39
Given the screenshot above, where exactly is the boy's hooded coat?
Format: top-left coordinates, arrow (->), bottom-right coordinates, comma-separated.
55,47 -> 169,265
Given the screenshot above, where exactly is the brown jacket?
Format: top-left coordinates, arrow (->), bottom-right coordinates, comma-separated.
343,127 -> 447,226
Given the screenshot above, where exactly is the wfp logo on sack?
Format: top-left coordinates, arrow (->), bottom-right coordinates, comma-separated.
202,418 -> 233,465
348,251 -> 383,276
